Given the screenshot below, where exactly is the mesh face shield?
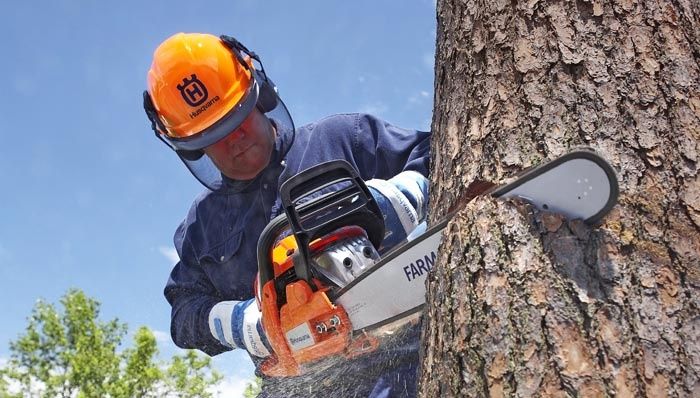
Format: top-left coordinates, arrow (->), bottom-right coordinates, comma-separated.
174,76 -> 295,191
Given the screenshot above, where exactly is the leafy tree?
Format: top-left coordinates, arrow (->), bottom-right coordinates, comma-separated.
163,350 -> 221,398
0,289 -> 221,398
108,327 -> 162,398
243,377 -> 261,398
0,370 -> 9,396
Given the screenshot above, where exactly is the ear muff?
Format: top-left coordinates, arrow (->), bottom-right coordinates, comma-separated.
177,149 -> 205,161
219,35 -> 279,114
256,72 -> 278,113
143,90 -> 166,137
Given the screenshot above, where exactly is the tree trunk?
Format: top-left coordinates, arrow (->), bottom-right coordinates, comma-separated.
419,0 -> 700,396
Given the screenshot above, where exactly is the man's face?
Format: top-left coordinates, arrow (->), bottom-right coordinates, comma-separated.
204,109 -> 275,181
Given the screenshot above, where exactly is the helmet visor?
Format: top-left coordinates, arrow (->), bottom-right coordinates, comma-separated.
163,78 -> 259,152
176,75 -> 295,191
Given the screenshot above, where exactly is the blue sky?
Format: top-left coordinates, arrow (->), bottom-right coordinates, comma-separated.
1,1 -> 436,395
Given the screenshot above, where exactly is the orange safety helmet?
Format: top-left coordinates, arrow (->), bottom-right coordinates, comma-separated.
148,33 -> 253,141
143,33 -> 293,190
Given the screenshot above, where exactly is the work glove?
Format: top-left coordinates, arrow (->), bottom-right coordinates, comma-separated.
366,170 -> 429,252
208,299 -> 271,358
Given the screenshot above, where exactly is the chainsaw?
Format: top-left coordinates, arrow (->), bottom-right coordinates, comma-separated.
255,150 -> 619,377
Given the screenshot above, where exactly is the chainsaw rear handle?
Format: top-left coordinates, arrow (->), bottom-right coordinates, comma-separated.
257,160 -> 384,290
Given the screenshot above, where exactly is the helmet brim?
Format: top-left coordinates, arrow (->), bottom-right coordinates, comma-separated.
174,78 -> 295,192
162,76 -> 261,152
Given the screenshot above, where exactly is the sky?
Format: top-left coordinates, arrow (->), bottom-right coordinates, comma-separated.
0,1 -> 436,396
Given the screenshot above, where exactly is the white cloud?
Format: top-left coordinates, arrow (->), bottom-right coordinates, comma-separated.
359,101 -> 389,116
0,359 -> 37,396
210,375 -> 254,398
152,329 -> 171,345
423,52 -> 434,69
158,246 -> 180,266
209,351 -> 256,397
408,90 -> 433,105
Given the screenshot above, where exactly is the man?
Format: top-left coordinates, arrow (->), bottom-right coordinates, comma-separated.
143,32 -> 431,397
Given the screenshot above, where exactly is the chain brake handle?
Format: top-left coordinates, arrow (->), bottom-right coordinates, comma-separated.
279,160 -> 384,286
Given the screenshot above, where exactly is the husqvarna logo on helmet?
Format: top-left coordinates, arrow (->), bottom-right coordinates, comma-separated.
177,74 -> 208,107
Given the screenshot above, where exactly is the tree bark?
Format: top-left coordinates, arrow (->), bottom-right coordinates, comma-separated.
419,0 -> 699,396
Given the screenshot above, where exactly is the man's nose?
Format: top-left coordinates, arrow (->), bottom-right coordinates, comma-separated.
225,128 -> 246,144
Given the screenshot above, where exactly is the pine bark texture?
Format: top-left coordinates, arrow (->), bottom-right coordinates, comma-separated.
419,0 -> 699,397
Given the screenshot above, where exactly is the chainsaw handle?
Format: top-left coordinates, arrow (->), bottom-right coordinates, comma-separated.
280,160 -> 368,204
256,161 -> 385,291
279,160 -> 384,285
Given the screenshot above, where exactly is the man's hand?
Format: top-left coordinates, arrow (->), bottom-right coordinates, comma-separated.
208,299 -> 271,357
366,171 -> 429,251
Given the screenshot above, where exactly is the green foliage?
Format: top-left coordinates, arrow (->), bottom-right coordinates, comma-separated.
0,289 -> 221,398
0,369 -> 10,398
164,350 -> 221,398
243,377 -> 261,398
108,327 -> 162,398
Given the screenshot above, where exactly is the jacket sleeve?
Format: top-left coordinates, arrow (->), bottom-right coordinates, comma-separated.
163,221 -> 231,356
286,113 -> 430,184
349,113 -> 431,180
164,263 -> 230,356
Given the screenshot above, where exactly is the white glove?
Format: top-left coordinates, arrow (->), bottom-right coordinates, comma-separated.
208,299 -> 271,358
366,170 -> 429,252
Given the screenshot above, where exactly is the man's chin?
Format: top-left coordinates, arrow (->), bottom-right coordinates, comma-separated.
223,149 -> 272,180
224,163 -> 267,181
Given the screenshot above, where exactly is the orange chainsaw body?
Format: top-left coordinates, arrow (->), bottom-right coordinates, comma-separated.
256,160 -> 385,377
259,227 -> 377,377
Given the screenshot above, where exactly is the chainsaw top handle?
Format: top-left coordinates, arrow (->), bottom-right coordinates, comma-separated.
257,160 -> 385,290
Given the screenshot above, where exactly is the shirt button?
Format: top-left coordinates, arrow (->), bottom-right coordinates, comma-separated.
220,256 -> 225,262
263,184 -> 269,189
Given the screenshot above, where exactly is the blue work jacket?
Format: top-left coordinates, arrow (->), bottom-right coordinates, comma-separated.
164,113 -> 430,396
